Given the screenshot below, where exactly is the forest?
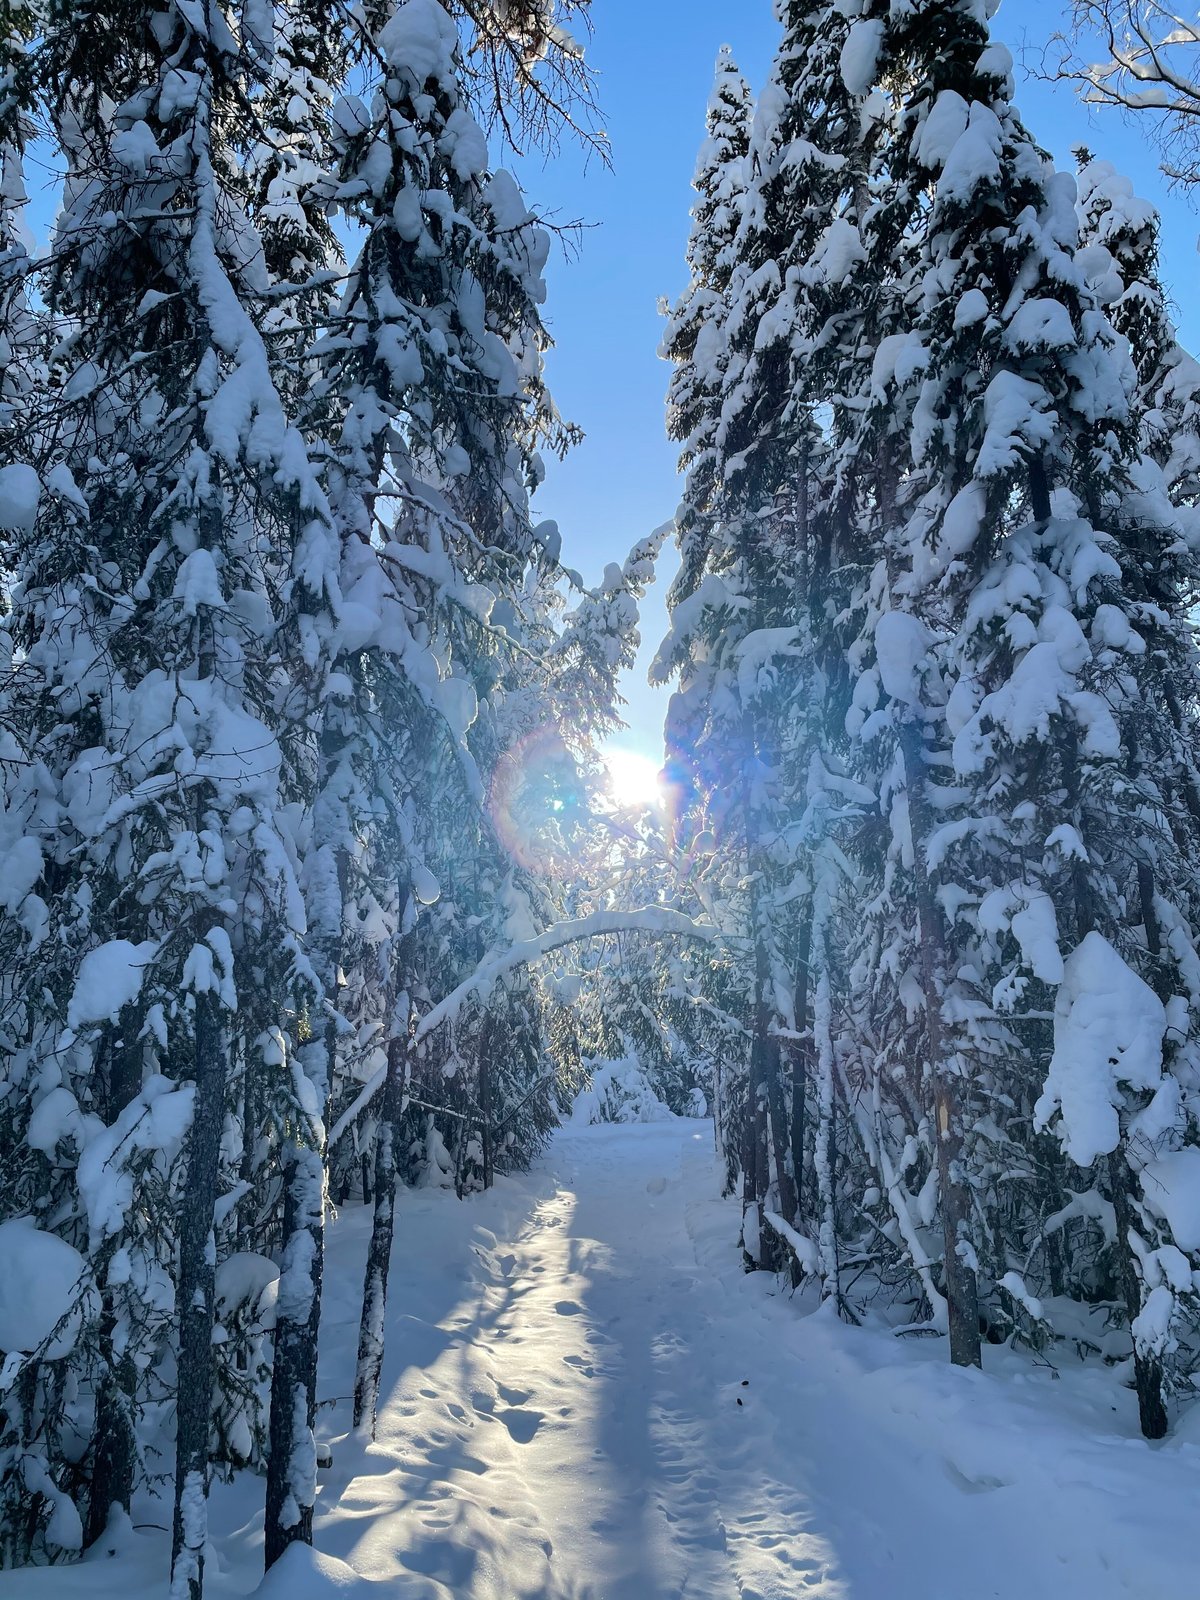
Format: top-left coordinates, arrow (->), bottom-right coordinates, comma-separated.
2,1 -> 1200,1596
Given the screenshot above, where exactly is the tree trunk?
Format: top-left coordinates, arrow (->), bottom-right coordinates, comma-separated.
354,866 -> 422,1432
741,943 -> 774,1270
264,1138 -> 325,1565
87,1341 -> 137,1547
897,719 -> 982,1369
812,894 -> 839,1306
1117,849 -> 1167,1436
789,910 -> 813,1231
237,1060 -> 261,1252
169,994 -> 226,1600
1109,1150 -> 1168,1438
739,1056 -> 760,1267
86,1019 -> 142,1546
479,1016 -> 495,1191
763,1032 -> 795,1226
353,1031 -> 407,1433
265,699 -> 353,1565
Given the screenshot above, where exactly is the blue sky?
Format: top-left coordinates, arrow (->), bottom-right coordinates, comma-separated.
526,0 -> 1200,762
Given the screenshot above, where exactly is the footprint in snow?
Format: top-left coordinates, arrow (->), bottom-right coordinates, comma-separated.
500,1407 -> 544,1443
646,1175 -> 668,1195
555,1299 -> 584,1316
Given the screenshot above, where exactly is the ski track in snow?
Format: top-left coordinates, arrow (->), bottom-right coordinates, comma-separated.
9,1119 -> 1200,1599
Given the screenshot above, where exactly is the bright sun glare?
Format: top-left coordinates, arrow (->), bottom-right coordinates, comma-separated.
604,748 -> 664,810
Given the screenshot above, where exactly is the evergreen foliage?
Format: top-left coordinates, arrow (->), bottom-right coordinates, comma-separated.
659,0 -> 1200,1436
4,0 -> 1200,1588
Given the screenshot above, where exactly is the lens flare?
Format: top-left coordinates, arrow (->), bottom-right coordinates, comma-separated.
489,724 -> 580,869
603,748 -> 664,810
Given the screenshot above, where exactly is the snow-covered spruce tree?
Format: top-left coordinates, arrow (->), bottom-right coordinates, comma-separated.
246,6 -> 358,1567
653,521 -> 791,1270
840,2 -> 1107,1374
720,0 -> 887,1297
262,0 -> 592,1542
0,2 -> 38,464
1075,155 -> 1200,508
248,2 -> 345,292
303,0 -> 579,1438
659,3 -> 883,1287
4,0 -> 338,1580
659,43 -> 783,1271
843,0 -> 1200,1420
769,0 -> 998,1348
660,44 -> 751,599
0,26 -> 75,1536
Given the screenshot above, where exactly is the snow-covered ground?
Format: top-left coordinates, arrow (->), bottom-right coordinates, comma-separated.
9,1119 -> 1200,1599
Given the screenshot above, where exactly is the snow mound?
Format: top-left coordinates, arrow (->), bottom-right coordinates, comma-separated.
77,1076 -> 195,1246
0,463 -> 41,533
1141,1148 -> 1200,1252
875,610 -> 930,706
253,1544 -> 383,1595
67,939 -> 158,1029
570,1054 -> 675,1126
0,1218 -> 94,1359
215,1251 -> 280,1331
379,0 -> 458,86
1034,933 -> 1166,1166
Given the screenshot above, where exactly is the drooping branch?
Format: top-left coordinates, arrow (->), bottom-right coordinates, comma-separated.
416,906 -> 720,1039
326,907 -> 721,1149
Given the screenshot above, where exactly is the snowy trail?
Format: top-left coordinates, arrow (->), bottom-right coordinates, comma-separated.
289,1119 -> 1200,1599
9,1119 -> 1199,1599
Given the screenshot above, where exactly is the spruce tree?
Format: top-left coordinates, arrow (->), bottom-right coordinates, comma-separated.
308,0 -> 574,1438
1075,156 -> 1200,506
854,0 -> 1200,1413
6,0 -> 339,1580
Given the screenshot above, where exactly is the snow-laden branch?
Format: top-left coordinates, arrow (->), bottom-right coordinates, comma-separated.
763,1210 -> 820,1277
327,907 -> 719,1149
415,906 -> 719,1041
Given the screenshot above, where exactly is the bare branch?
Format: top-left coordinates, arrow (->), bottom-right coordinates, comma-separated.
1036,2 -> 1200,189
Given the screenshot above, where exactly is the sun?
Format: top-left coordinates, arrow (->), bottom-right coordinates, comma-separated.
603,747 -> 665,810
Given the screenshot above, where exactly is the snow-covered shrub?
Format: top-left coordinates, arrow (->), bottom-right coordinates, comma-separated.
570,1054 -> 675,1126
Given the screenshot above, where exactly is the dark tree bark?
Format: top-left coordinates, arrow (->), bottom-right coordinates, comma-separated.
789,911 -> 813,1231
169,993 -> 227,1600
741,945 -> 776,1270
353,1030 -> 407,1433
1109,1150 -> 1168,1438
353,869 -> 418,1434
264,1139 -> 325,1565
265,703 -> 353,1566
764,1037 -> 795,1221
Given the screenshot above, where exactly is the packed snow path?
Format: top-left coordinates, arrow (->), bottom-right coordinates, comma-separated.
300,1121 -> 1196,1598
15,1120 -> 1200,1599
303,1120 -> 1196,1600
